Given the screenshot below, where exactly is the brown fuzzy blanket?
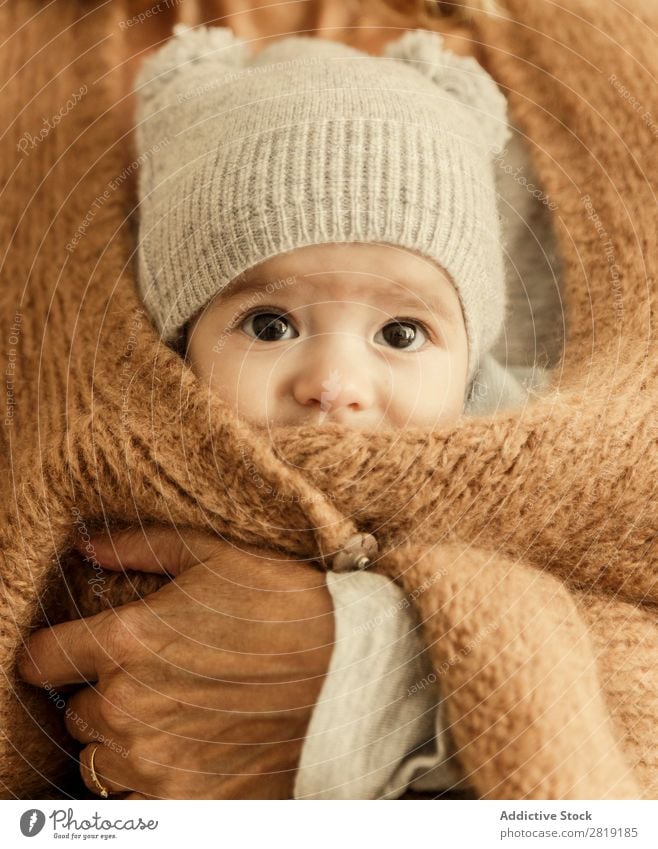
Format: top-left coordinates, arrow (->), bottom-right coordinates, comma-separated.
1,0 -> 656,799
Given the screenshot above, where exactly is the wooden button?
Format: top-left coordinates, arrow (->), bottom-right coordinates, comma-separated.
332,532 -> 379,572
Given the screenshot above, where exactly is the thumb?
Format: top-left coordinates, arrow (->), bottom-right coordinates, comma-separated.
74,524 -> 212,577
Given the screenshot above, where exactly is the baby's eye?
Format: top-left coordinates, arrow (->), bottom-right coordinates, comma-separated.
375,320 -> 428,351
240,311 -> 298,342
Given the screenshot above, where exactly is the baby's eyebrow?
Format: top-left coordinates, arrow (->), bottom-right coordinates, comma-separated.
382,289 -> 458,323
217,273 -> 458,324
217,277 -> 274,304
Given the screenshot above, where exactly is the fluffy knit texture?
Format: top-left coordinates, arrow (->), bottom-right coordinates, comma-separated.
134,23 -> 510,381
1,0 -> 657,800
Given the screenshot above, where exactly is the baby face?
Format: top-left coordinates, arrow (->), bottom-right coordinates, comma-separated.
186,243 -> 468,430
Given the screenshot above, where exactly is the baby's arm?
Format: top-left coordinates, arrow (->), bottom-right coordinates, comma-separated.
294,569 -> 459,799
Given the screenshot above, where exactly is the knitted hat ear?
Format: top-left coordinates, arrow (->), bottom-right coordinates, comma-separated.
134,23 -> 248,113
383,28 -> 511,154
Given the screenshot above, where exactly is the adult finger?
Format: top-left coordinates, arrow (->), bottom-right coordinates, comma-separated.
17,608 -> 119,687
79,743 -> 135,799
74,524 -> 218,577
122,0 -> 180,50
64,685 -> 119,747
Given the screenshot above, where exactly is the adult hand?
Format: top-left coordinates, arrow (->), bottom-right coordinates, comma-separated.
198,0 -> 479,59
18,526 -> 335,799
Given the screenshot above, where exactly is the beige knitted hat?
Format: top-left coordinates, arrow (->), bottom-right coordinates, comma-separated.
134,24 -> 511,381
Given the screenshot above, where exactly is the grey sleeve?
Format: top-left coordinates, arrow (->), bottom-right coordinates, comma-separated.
293,569 -> 461,799
464,353 -> 549,417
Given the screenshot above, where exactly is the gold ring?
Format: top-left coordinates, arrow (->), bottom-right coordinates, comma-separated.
89,744 -> 109,799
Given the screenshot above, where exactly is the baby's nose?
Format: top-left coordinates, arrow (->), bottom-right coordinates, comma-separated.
291,336 -> 377,415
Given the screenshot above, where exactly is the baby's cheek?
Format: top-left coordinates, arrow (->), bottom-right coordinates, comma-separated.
437,378 -> 469,426
231,356 -> 276,426
390,354 -> 466,428
404,394 -> 462,428
434,392 -> 465,426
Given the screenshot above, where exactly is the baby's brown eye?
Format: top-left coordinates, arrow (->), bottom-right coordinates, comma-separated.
376,320 -> 427,351
241,311 -> 298,342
